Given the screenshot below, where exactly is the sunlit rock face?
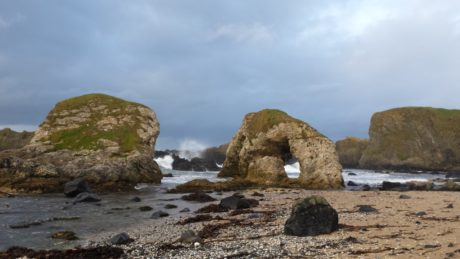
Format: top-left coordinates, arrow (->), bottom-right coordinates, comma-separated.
0,93 -> 162,193
219,109 -> 343,189
360,107 -> 460,171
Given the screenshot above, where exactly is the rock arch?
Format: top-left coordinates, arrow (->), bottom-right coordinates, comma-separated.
218,109 -> 343,189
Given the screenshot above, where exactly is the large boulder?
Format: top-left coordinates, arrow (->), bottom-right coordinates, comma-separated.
0,93 -> 162,193
335,137 -> 368,168
284,195 -> 339,236
360,107 -> 460,171
0,128 -> 34,151
218,109 -> 343,189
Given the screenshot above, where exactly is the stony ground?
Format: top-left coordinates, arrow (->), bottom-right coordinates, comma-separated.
84,189 -> 460,259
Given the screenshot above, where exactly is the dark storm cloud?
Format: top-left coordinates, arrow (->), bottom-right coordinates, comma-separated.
1,1 -> 460,148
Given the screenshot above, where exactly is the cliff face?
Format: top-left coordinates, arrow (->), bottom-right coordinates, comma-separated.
0,93 -> 162,193
335,137 -> 369,168
359,107 -> 460,171
0,129 -> 34,151
219,109 -> 343,189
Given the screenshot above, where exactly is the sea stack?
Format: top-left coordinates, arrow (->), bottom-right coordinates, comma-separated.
0,128 -> 34,151
360,107 -> 460,171
0,93 -> 162,193
218,109 -> 343,189
335,137 -> 369,168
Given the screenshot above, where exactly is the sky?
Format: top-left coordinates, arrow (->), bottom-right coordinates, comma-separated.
0,1 -> 459,149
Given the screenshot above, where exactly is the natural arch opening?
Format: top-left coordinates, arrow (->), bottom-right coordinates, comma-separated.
284,155 -> 300,179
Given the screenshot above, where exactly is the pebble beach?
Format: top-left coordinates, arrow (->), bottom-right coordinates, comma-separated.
84,189 -> 460,259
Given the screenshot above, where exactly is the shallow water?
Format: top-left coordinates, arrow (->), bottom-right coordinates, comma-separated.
0,168 -> 450,251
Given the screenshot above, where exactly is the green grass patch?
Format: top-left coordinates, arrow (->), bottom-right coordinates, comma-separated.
245,109 -> 305,139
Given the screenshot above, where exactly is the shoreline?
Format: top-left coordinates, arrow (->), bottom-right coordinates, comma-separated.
78,189 -> 459,258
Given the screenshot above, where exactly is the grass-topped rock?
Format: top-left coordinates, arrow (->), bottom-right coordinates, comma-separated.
217,109 -> 343,189
335,137 -> 369,168
0,93 -> 162,193
360,107 -> 460,171
0,128 -> 34,151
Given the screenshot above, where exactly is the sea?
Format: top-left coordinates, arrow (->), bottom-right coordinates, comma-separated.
0,158 -> 452,251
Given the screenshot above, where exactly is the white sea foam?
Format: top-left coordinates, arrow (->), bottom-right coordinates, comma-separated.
178,139 -> 208,160
284,162 -> 300,173
154,155 -> 174,169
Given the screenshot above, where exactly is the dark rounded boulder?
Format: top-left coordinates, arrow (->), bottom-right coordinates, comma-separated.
284,195 -> 338,236
110,233 -> 132,245
181,192 -> 216,203
219,194 -> 258,210
64,178 -> 90,198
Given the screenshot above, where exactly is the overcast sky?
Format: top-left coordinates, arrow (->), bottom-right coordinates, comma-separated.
0,1 -> 459,149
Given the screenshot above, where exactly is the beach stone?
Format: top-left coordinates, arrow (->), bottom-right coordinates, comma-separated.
284,195 -> 338,236
356,205 -> 378,213
347,181 -> 359,186
151,210 -> 169,219
362,185 -> 371,191
399,194 -> 411,199
416,211 -> 427,217
251,192 -> 264,197
180,208 -> 190,213
162,173 -> 173,177
348,172 -> 357,176
51,231 -> 78,240
219,194 -> 258,210
218,109 -> 343,189
179,230 -> 202,244
381,181 -> 407,191
446,203 -> 454,208
181,192 -> 216,203
130,197 -> 141,202
164,204 -> 177,209
139,206 -> 153,211
110,233 -> 132,245
64,178 -> 90,197
73,192 -> 101,204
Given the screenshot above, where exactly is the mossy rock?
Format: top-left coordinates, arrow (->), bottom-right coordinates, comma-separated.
335,137 -> 369,168
244,109 -> 308,140
360,107 -> 460,171
31,93 -> 159,154
0,128 -> 34,151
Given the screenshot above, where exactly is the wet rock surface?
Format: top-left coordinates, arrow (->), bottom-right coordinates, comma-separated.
181,192 -> 216,203
64,178 -> 91,198
73,192 -> 101,204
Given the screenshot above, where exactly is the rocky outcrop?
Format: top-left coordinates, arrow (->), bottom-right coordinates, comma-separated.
218,109 -> 343,189
360,107 -> 460,171
335,137 -> 369,168
0,128 -> 34,151
0,93 -> 162,193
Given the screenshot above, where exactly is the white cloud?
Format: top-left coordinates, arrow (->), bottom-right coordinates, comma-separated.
0,13 -> 25,30
208,23 -> 274,44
